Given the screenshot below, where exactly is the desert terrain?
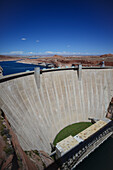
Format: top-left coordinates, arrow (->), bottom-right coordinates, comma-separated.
0,55 -> 22,61
0,54 -> 113,67
18,53 -> 113,67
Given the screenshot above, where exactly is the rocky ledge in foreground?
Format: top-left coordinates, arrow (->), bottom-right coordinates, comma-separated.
0,109 -> 54,170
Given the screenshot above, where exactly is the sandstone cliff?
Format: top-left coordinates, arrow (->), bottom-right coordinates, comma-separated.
0,109 -> 54,170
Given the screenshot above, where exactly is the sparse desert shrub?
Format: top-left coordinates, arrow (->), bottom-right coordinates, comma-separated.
33,150 -> 39,156
3,145 -> 14,156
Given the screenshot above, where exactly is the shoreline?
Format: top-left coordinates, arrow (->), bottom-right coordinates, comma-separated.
0,54 -> 113,67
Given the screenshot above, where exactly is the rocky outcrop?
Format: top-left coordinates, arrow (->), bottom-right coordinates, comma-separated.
100,53 -> 113,58
0,109 -> 54,170
106,98 -> 113,120
0,66 -> 3,76
0,55 -> 22,61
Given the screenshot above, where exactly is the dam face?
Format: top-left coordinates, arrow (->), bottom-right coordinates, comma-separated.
0,68 -> 113,153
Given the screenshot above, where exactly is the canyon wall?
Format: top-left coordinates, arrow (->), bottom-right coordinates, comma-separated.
0,68 -> 113,153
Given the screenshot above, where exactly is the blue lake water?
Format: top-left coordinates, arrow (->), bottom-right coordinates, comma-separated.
0,60 -> 47,76
0,60 -> 113,169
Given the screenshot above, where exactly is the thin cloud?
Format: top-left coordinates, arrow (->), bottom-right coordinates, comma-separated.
28,52 -> 33,54
45,51 -> 100,55
36,40 -> 39,43
67,45 -> 71,48
45,51 -> 75,55
21,38 -> 26,41
45,51 -> 54,54
0,51 -> 103,56
10,51 -> 24,55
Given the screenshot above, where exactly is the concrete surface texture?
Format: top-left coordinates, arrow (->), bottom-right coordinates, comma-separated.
0,68 -> 113,153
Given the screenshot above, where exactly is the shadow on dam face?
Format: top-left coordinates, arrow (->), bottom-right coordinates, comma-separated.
0,68 -> 113,154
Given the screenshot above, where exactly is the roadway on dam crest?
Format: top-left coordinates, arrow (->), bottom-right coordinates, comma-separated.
0,67 -> 113,153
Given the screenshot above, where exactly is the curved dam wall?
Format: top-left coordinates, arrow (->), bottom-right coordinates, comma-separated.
0,68 -> 113,154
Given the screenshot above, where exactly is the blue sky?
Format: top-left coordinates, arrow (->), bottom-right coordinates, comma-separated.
0,0 -> 113,55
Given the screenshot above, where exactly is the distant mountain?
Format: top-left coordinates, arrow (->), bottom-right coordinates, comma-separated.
100,53 -> 113,58
0,55 -> 22,61
52,55 -> 64,59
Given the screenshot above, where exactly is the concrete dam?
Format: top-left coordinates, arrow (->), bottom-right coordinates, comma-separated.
0,67 -> 113,154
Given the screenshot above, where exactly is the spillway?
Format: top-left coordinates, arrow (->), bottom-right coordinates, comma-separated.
0,67 -> 113,154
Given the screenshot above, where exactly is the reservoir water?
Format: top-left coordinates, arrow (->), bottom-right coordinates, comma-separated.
0,60 -> 47,76
0,61 -> 113,170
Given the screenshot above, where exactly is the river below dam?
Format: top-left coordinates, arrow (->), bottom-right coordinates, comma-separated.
0,61 -> 113,170
75,136 -> 113,170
